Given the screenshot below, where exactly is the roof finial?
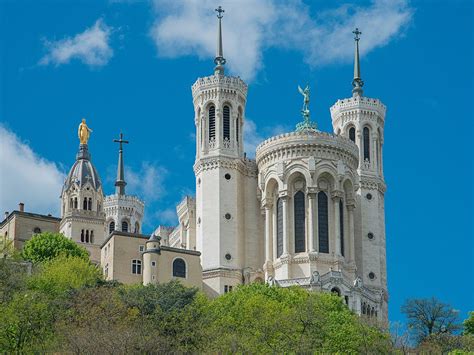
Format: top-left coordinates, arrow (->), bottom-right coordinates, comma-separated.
295,84 -> 317,132
352,28 -> 364,97
113,132 -> 129,195
214,6 -> 226,75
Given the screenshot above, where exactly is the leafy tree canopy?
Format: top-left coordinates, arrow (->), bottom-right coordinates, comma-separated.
28,255 -> 102,297
464,312 -> 474,336
22,232 -> 89,263
401,297 -> 461,343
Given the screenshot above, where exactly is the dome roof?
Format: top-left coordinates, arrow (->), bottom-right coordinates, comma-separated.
62,144 -> 102,193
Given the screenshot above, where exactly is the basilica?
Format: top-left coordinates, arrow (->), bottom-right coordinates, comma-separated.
0,9 -> 388,321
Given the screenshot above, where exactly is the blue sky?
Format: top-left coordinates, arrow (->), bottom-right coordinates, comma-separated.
0,0 -> 472,325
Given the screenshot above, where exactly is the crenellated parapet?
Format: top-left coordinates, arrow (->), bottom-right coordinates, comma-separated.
192,75 -> 248,102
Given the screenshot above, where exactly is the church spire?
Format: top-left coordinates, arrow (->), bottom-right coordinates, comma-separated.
352,28 -> 364,97
113,132 -> 129,195
214,6 -> 226,75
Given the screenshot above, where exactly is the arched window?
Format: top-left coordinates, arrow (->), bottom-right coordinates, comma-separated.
208,105 -> 216,141
70,198 -> 73,208
88,198 -> 92,210
276,198 -> 283,258
90,231 -> 94,244
223,105 -> 230,140
318,191 -> 329,253
134,222 -> 140,233
331,287 -> 341,296
83,197 -> 88,210
349,127 -> 356,142
363,127 -> 370,161
172,258 -> 186,278
294,191 -> 305,253
339,200 -> 344,257
122,221 -> 128,232
85,230 -> 89,243
81,229 -> 84,243
74,198 -> 78,209
109,221 -> 115,234
33,227 -> 41,234
131,259 -> 142,274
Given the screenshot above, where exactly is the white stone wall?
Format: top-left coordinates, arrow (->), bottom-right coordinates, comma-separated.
104,194 -> 144,235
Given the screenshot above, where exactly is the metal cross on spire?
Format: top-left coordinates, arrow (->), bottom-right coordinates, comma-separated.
113,132 -> 129,195
214,5 -> 226,75
352,27 -> 364,97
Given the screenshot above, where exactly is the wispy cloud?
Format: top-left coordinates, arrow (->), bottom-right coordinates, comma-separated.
244,118 -> 290,158
155,207 -> 178,225
40,19 -> 113,67
0,125 -> 65,216
150,0 -> 413,81
124,162 -> 168,203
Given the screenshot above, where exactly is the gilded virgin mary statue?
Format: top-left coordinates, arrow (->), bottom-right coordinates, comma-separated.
78,118 -> 93,144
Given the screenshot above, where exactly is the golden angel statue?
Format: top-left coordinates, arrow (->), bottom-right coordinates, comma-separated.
78,118 -> 93,144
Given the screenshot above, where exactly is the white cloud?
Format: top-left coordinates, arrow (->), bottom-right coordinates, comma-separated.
150,0 -> 413,81
0,126 -> 65,216
155,207 -> 178,225
125,162 -> 167,203
40,19 -> 113,67
244,118 -> 290,158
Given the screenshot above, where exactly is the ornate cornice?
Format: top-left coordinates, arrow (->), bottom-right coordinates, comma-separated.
194,156 -> 258,178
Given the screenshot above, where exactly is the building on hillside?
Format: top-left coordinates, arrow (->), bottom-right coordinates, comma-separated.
0,203 -> 60,250
2,8 -> 389,322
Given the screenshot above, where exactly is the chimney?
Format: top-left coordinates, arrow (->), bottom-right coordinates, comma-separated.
4,212 -> 9,220
19,202 -> 24,212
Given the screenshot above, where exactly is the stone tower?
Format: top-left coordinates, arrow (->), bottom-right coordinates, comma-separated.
330,29 -> 388,318
192,7 -> 263,297
60,120 -> 106,263
104,133 -> 144,236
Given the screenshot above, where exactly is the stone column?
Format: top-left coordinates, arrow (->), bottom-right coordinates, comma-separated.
347,199 -> 356,262
332,191 -> 343,256
307,192 -> 316,252
281,195 -> 289,256
371,134 -> 377,172
272,200 -> 277,260
264,200 -> 273,263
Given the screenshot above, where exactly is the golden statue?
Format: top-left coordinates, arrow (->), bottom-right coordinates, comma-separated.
78,118 -> 93,144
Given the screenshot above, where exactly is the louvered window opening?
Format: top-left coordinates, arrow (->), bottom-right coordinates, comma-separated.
209,106 -> 216,140
122,221 -> 128,232
294,191 -> 306,253
223,105 -> 230,140
318,191 -> 329,253
109,221 -> 115,234
276,198 -> 283,258
339,199 -> 344,256
349,127 -> 356,142
363,127 -> 370,161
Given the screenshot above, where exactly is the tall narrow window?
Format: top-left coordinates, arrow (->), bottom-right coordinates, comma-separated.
122,221 -> 128,232
294,191 -> 306,253
223,105 -> 230,140
349,127 -> 356,142
70,198 -> 73,209
132,260 -> 142,274
277,198 -> 283,258
318,191 -> 329,253
88,198 -> 92,210
85,230 -> 89,243
81,229 -> 84,243
173,258 -> 186,278
363,127 -> 370,161
109,221 -> 115,234
74,198 -> 78,209
208,106 -> 216,140
83,198 -> 88,210
236,115 -> 240,146
339,200 -> 344,256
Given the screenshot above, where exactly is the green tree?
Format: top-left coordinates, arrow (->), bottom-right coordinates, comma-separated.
0,258 -> 28,303
28,255 -> 102,297
22,232 -> 89,263
0,291 -> 55,352
464,312 -> 474,335
206,283 -> 391,353
402,297 -> 461,343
